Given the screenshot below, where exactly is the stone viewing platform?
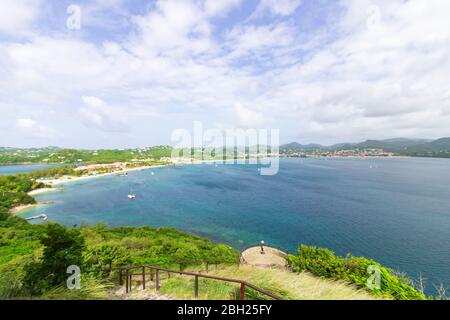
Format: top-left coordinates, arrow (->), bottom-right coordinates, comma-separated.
240,245 -> 288,269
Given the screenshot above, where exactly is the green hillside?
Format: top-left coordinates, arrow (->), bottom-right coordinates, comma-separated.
280,137 -> 450,157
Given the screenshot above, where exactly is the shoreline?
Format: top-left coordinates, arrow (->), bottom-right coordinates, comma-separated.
38,164 -> 172,187
6,156 -> 421,216
8,164 -> 173,216
28,187 -> 63,196
10,203 -> 42,216
33,160 -> 245,187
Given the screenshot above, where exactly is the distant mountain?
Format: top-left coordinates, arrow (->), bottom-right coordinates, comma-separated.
343,138 -> 432,153
403,137 -> 450,154
280,142 -> 325,152
280,138 -> 450,156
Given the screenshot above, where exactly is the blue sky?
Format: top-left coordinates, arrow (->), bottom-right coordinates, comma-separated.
1,0 -> 450,148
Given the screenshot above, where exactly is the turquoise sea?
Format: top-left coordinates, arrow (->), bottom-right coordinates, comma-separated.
21,158 -> 450,295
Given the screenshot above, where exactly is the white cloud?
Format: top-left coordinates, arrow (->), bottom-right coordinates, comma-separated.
0,0 -> 42,35
204,0 -> 242,17
234,102 -> 267,128
17,118 -> 37,129
16,118 -> 54,139
2,0 -> 450,147
129,0 -> 212,56
80,0 -> 130,30
226,22 -> 295,60
249,0 -> 302,19
80,96 -> 129,132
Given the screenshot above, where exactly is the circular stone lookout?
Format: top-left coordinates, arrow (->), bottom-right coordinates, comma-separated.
240,246 -> 288,269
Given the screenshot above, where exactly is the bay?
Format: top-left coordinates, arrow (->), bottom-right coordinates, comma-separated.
22,158 -> 450,295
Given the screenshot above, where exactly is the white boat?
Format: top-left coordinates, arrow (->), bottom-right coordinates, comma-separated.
128,194 -> 136,200
151,172 -> 155,176
116,172 -> 128,177
26,214 -> 48,221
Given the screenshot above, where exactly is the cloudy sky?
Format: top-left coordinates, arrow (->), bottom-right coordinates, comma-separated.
1,0 -> 450,148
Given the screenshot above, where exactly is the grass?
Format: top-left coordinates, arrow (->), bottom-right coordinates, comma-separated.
159,265 -> 381,300
39,275 -> 115,300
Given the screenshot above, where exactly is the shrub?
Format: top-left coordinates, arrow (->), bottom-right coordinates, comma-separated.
22,224 -> 85,295
0,208 -> 9,221
206,244 -> 240,265
288,245 -> 425,300
172,246 -> 202,270
0,255 -> 37,299
83,244 -> 132,275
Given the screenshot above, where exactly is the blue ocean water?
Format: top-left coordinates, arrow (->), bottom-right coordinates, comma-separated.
23,158 -> 450,294
0,164 -> 62,175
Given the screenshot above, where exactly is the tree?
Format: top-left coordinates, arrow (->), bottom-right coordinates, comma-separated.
172,246 -> 202,270
23,224 -> 85,295
0,207 -> 9,221
207,244 -> 240,265
84,244 -> 131,275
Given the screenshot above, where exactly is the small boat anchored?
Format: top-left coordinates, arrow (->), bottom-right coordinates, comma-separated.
127,194 -> 136,200
116,172 -> 128,177
26,214 -> 48,221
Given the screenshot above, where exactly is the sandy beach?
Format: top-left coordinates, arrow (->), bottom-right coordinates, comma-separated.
7,164 -> 172,216
10,161 -> 232,216
10,203 -> 41,215
38,164 -> 171,187
28,187 -> 63,196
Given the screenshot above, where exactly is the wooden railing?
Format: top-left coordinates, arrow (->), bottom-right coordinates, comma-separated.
118,265 -> 283,300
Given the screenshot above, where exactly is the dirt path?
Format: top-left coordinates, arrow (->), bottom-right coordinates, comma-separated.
111,282 -> 174,300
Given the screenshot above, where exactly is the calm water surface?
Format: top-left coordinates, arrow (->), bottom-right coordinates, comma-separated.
0,164 -> 62,175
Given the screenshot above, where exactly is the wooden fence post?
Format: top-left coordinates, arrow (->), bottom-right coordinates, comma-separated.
142,267 -> 146,290
125,269 -> 129,293
240,283 -> 245,300
195,275 -> 199,298
129,273 -> 132,292
156,269 -> 160,291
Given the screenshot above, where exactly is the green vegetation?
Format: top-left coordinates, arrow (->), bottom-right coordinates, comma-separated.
0,174 -> 44,209
279,137 -> 450,158
287,245 -> 425,300
0,162 -> 169,211
0,207 -> 240,299
26,166 -> 80,179
0,146 -> 173,164
0,145 -> 270,166
0,167 -> 80,210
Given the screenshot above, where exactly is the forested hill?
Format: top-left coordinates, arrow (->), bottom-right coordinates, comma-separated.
3,137 -> 450,164
280,137 -> 450,157
0,146 -> 173,164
